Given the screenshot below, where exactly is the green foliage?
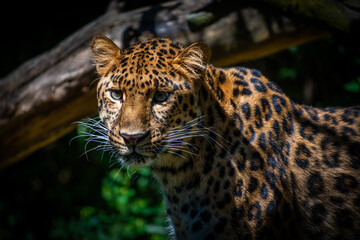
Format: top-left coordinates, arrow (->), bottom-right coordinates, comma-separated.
278,67 -> 297,79
49,166 -> 167,240
50,168 -> 167,239
344,77 -> 360,93
48,125 -> 167,240
354,57 -> 360,64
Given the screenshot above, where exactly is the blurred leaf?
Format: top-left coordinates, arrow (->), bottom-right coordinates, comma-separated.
344,77 -> 360,93
278,67 -> 297,79
80,206 -> 96,220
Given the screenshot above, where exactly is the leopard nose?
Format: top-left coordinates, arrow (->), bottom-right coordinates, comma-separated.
120,132 -> 148,146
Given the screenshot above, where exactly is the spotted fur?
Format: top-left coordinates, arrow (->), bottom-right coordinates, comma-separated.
91,36 -> 360,240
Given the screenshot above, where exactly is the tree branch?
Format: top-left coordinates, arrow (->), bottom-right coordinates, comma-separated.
258,0 -> 360,33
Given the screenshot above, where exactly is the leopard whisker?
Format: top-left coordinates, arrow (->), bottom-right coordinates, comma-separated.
162,141 -> 197,151
160,140 -> 199,150
72,117 -> 121,162
108,151 -> 121,167
163,134 -> 209,143
165,130 -> 207,138
163,150 -> 188,159
202,131 -> 231,157
164,146 -> 199,157
80,144 -> 105,160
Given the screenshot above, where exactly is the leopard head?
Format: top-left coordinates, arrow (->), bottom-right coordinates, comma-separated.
91,36 -> 211,167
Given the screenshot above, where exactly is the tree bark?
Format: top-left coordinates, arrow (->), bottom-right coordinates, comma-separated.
0,0 -> 329,169
258,0 -> 360,33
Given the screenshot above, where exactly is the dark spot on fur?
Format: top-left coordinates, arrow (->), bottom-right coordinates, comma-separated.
181,203 -> 189,214
307,172 -> 324,197
248,202 -> 262,220
250,152 -> 264,171
272,94 -> 286,114
295,144 -> 311,169
242,103 -> 251,120
251,78 -> 267,92
265,200 -> 276,216
260,184 -> 268,199
251,69 -> 261,77
241,88 -> 252,95
267,81 -> 283,93
234,179 -> 243,197
334,174 -> 358,194
214,217 -> 227,233
311,203 -> 327,225
219,70 -> 226,83
200,210 -> 212,222
233,88 -> 240,97
248,177 -> 259,193
192,220 -> 203,232
258,133 -> 266,151
335,209 -> 353,228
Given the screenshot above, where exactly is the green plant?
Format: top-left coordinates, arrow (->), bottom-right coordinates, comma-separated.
344,77 -> 360,93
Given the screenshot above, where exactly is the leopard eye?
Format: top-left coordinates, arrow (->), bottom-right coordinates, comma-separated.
153,91 -> 169,103
109,90 -> 123,101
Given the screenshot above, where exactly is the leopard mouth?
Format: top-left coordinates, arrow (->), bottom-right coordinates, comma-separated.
121,152 -> 146,165
121,151 -> 158,166
111,141 -> 162,166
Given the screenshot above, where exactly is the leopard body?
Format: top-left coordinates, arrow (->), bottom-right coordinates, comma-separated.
91,36 -> 360,240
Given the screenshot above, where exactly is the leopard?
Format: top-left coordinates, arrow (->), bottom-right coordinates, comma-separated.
90,35 -> 360,240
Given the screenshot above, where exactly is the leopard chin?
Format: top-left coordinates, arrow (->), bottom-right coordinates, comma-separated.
120,152 -> 155,167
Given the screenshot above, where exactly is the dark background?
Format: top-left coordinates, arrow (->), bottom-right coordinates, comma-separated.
1,0 -> 359,239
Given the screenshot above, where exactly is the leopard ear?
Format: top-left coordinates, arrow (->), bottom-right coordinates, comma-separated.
91,35 -> 122,76
173,42 -> 211,79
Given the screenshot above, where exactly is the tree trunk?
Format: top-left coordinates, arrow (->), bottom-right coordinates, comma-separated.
0,0 -> 329,169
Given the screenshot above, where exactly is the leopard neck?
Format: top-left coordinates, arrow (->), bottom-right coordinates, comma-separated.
150,64 -> 297,194
199,65 -> 295,197
150,65 -> 302,238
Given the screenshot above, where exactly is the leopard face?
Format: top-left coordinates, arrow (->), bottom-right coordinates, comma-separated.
91,36 -> 210,167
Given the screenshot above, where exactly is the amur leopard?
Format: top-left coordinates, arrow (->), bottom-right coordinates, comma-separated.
90,35 -> 360,240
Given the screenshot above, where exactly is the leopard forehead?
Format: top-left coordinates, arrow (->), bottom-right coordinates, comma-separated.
107,39 -> 185,93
